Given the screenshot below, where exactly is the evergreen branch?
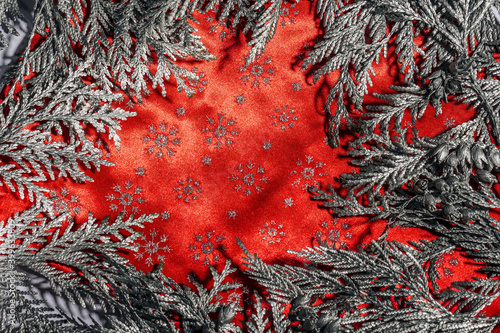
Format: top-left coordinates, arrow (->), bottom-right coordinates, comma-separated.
239,238 -> 500,332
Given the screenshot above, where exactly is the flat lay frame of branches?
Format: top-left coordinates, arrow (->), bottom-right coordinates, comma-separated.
2,0 -> 500,332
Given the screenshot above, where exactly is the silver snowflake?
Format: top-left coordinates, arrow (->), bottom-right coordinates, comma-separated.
174,178 -> 202,202
106,181 -> 146,215
314,218 -> 353,250
161,211 -> 170,220
270,105 -> 298,130
444,117 -> 455,128
284,197 -> 294,208
292,82 -> 302,91
132,229 -> 171,267
240,54 -> 276,88
290,155 -> 327,190
135,167 -> 146,177
227,291 -> 242,305
188,230 -> 225,266
260,221 -> 285,244
435,251 -> 459,278
201,113 -> 240,150
229,161 -> 268,196
176,107 -> 186,117
49,187 -> 81,219
202,155 -> 212,165
235,95 -> 246,105
263,141 -> 272,150
227,210 -> 237,219
142,121 -> 181,160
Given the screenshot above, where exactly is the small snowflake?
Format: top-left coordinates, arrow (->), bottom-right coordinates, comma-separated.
131,229 -> 171,267
292,82 -> 302,91
263,141 -> 272,150
260,221 -> 285,244
240,54 -> 276,88
444,117 -> 455,129
49,187 -> 81,220
284,197 -> 294,208
161,211 -> 171,220
106,181 -> 146,215
314,218 -> 352,250
290,155 -> 328,190
142,121 -> 181,160
176,107 -> 186,117
436,251 -> 459,278
135,167 -> 146,177
235,95 -> 246,105
227,210 -> 237,219
229,161 -> 269,196
201,113 -> 240,150
270,105 -> 298,130
174,178 -> 202,202
202,156 -> 212,165
188,230 -> 226,266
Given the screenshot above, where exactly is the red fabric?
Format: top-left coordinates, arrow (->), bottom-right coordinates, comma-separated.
2,0 -> 500,325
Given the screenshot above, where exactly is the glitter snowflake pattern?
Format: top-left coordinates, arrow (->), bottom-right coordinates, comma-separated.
435,250 -> 459,278
188,230 -> 225,266
106,181 -> 146,215
187,67 -> 208,92
313,218 -> 353,250
205,14 -> 237,41
290,155 -> 328,190
270,105 -> 298,130
141,121 -> 181,160
240,54 -> 276,88
131,229 -> 171,267
263,141 -> 272,150
444,117 -> 455,129
174,178 -> 202,202
229,161 -> 268,196
235,95 -> 246,105
260,221 -> 285,245
279,3 -> 300,26
49,187 -> 81,220
201,113 -> 240,150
